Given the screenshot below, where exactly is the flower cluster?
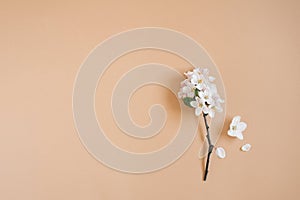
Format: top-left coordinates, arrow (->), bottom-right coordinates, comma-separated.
178,68 -> 224,118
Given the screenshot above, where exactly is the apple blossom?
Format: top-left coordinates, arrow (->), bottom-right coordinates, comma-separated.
228,116 -> 247,140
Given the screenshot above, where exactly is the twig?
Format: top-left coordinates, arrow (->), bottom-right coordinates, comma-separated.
203,113 -> 214,181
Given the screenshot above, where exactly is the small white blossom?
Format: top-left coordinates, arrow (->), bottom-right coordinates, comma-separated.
228,116 -> 247,140
203,104 -> 215,118
198,89 -> 213,104
190,97 -> 208,116
199,68 -> 216,83
191,73 -> 206,90
184,69 -> 195,78
215,147 -> 226,158
209,83 -> 224,103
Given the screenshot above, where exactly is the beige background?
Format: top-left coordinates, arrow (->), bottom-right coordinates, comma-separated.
0,0 -> 299,199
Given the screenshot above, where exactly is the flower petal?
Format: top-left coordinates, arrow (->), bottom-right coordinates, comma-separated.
191,78 -> 197,84
195,107 -> 202,116
208,109 -> 215,118
198,91 -> 204,99
190,101 -> 197,108
237,122 -> 247,132
241,144 -> 251,152
196,84 -> 203,90
182,86 -> 190,93
235,131 -> 244,140
202,68 -> 209,75
209,76 -> 216,82
202,105 -> 209,113
227,130 -> 236,137
215,147 -> 226,159
231,116 -> 241,126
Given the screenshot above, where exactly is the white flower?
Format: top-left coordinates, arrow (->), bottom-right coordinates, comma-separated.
204,96 -> 223,118
204,83 -> 224,116
241,144 -> 251,152
198,89 -> 213,104
228,116 -> 247,140
209,83 -> 224,103
191,73 -> 206,90
186,68 -> 214,91
215,147 -> 226,158
190,97 -> 208,116
211,92 -> 224,112
203,105 -> 215,118
198,68 -> 216,83
184,70 -> 194,78
190,95 -> 215,118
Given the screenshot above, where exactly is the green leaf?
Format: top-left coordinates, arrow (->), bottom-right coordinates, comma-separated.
195,88 -> 199,96
182,97 -> 195,108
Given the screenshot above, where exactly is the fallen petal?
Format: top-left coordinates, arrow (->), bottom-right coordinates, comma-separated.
241,144 -> 251,152
215,147 -> 226,159
230,116 -> 241,127
235,131 -> 244,140
237,122 -> 247,132
227,130 -> 236,137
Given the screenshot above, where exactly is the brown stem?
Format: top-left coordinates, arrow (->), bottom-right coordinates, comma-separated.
203,113 -> 214,181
